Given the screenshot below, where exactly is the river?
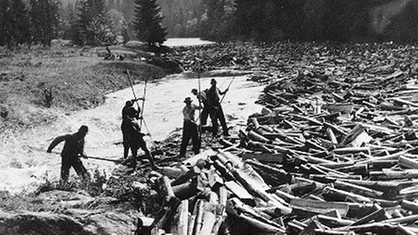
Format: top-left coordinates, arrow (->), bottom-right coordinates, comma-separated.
0,39 -> 264,194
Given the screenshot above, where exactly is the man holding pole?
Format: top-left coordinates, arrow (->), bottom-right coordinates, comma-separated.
206,79 -> 230,137
179,97 -> 201,157
121,98 -> 144,159
46,125 -> 91,182
124,106 -> 157,170
191,88 -> 210,127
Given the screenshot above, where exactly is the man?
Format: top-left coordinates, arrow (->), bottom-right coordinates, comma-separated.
206,79 -> 229,137
124,106 -> 157,170
191,88 -> 210,126
47,125 -> 90,182
179,97 -> 201,157
121,98 -> 143,159
122,98 -> 144,120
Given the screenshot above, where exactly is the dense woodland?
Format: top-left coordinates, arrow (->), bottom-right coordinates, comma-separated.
1,0 -> 418,48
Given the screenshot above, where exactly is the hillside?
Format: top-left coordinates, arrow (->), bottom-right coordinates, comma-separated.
0,44 -> 166,134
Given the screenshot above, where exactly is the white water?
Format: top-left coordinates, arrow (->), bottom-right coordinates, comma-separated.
0,73 -> 264,194
164,38 -> 216,47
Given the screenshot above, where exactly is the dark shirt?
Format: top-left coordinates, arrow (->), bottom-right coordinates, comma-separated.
122,105 -> 139,120
206,86 -> 222,107
47,133 -> 85,159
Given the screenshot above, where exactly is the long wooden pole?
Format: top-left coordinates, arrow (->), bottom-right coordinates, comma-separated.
197,60 -> 202,141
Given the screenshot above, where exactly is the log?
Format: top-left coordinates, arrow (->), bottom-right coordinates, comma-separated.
226,199 -> 286,233
151,196 -> 181,234
336,164 -> 368,174
397,225 -> 418,235
322,186 -> 372,203
161,176 -> 175,201
135,217 -> 155,235
333,180 -> 384,198
326,127 -> 339,144
314,229 -> 356,235
224,181 -> 255,206
370,169 -> 418,180
197,212 -> 216,235
381,214 -> 418,224
332,147 -> 370,155
241,152 -> 286,163
293,114 -> 323,125
230,168 -> 292,214
248,130 -> 271,143
323,122 -> 348,136
230,197 -> 285,229
370,159 -> 398,170
217,150 -> 244,169
192,200 -> 205,235
171,166 -> 200,186
399,155 -> 418,169
401,200 -> 418,214
287,220 -> 306,234
290,198 -> 350,217
158,166 -> 185,179
238,213 -> 286,234
254,206 -> 284,217
391,97 -> 418,108
272,188 -> 297,202
187,215 -> 196,235
172,180 -> 197,200
316,214 -> 353,227
177,200 -> 189,235
245,159 -> 292,183
218,186 -> 228,209
208,169 -> 223,190
211,214 -> 225,235
337,178 -> 404,194
318,162 -> 356,169
350,208 -> 387,226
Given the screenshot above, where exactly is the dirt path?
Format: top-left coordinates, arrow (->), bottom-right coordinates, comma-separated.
0,73 -> 264,194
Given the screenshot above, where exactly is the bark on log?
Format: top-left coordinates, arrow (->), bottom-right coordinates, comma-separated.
197,212 -> 216,235
290,198 -> 350,217
177,200 -> 189,235
399,156 -> 418,169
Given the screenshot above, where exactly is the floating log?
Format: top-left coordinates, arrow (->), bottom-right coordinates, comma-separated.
399,155 -> 418,169
290,198 -> 350,217
177,200 -> 189,235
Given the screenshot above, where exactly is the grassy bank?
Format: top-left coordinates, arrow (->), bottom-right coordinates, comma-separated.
0,45 -> 167,134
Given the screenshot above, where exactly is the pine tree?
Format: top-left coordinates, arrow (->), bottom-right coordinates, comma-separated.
77,0 -> 117,46
0,0 -> 13,47
0,0 -> 31,47
10,0 -> 31,45
133,0 -> 167,47
29,0 -> 60,46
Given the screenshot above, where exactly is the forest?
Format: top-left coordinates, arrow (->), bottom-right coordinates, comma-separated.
1,0 -> 418,48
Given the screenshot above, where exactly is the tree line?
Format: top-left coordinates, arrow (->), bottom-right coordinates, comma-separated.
0,0 -> 166,48
185,0 -> 418,43
2,0 -> 418,49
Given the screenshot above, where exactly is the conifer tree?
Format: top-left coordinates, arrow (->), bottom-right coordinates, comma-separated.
0,0 -> 31,47
133,0 -> 167,47
0,0 -> 13,47
29,0 -> 60,46
11,0 -> 31,45
77,0 -> 117,46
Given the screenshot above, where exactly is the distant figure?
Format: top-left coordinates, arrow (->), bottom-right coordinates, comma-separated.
191,88 -> 210,126
124,106 -> 157,170
179,97 -> 201,157
47,125 -> 90,182
121,98 -> 143,159
206,79 -> 229,137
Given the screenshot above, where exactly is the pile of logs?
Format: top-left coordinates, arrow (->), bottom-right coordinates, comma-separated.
136,42 -> 418,234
